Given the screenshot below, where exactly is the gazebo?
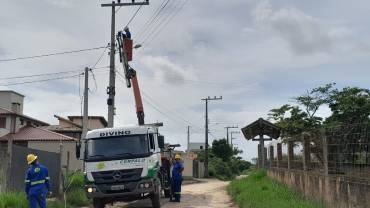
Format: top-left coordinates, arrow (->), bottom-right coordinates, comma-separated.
241,118 -> 281,169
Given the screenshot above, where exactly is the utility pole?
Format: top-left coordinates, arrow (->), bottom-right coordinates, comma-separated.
82,67 -> 89,140
187,126 -> 190,154
225,125 -> 238,145
230,131 -> 240,147
201,96 -> 222,177
101,0 -> 149,127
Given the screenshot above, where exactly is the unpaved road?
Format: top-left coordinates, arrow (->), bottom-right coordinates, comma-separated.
107,179 -> 237,208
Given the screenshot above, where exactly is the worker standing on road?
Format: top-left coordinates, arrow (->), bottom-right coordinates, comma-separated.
170,154 -> 184,202
25,154 -> 51,208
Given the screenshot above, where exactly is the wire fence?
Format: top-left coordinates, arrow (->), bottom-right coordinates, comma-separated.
268,123 -> 370,183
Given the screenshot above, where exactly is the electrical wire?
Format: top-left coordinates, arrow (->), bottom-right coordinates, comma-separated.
125,4 -> 144,27
135,0 -> 171,41
0,46 -> 107,62
141,0 -> 189,47
0,74 -> 82,86
0,66 -> 109,81
0,67 -> 109,86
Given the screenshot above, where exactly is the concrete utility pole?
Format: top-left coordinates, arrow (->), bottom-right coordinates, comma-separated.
187,126 -> 190,154
101,0 -> 149,127
230,131 -> 240,147
201,96 -> 222,177
225,125 -> 238,145
82,67 -> 89,140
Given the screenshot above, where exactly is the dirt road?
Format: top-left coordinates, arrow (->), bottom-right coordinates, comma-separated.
108,179 -> 236,208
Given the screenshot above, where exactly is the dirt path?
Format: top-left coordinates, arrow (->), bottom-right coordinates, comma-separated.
108,179 -> 237,208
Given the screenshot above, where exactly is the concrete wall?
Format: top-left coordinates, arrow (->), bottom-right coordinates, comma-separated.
0,144 -> 9,192
268,168 -> 370,208
0,91 -> 24,114
182,158 -> 193,178
28,141 -> 83,172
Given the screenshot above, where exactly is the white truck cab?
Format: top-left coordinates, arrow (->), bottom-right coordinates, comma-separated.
81,125 -> 165,208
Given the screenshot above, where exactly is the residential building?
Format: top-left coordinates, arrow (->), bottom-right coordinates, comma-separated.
0,91 -> 82,171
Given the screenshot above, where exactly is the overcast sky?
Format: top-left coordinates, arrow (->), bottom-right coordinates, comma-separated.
1,0 -> 370,161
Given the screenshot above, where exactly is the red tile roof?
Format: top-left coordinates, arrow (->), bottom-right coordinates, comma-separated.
0,125 -> 77,142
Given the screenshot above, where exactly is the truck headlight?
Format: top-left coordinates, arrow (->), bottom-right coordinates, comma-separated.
144,183 -> 150,188
87,187 -> 93,193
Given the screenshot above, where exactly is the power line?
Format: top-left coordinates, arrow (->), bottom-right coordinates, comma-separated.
0,66 -> 109,81
135,0 -> 171,41
125,4 -> 144,27
0,46 -> 107,62
141,0 -> 188,46
0,67 -> 109,86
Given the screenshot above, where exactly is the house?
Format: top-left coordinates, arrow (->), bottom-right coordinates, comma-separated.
45,115 -> 108,139
188,142 -> 206,152
0,91 -> 82,171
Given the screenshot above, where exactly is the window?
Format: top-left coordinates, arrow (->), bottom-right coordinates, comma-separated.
0,117 -> 6,128
200,145 -> 203,149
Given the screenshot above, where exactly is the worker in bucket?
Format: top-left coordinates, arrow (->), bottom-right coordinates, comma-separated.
25,154 -> 51,208
118,26 -> 131,39
170,154 -> 184,202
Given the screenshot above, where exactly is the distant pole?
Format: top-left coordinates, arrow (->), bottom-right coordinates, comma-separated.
187,126 -> 190,154
201,96 -> 222,177
230,131 -> 239,147
225,126 -> 238,145
102,0 -> 150,128
82,67 -> 89,140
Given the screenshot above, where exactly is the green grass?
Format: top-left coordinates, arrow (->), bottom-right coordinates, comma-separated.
227,170 -> 325,208
0,192 -> 28,208
65,172 -> 90,207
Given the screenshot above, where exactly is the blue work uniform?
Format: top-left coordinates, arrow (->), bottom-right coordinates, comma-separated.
25,164 -> 50,208
171,161 -> 184,202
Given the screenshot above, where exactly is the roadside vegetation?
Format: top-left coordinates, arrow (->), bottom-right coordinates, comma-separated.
0,172 -> 88,208
197,139 -> 252,180
228,170 -> 325,208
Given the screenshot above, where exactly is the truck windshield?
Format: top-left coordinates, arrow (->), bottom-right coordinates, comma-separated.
85,135 -> 150,161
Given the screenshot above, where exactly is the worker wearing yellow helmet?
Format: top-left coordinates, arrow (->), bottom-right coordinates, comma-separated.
25,154 -> 51,208
170,154 -> 184,202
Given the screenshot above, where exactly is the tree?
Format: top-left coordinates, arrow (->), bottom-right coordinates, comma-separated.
212,139 -> 233,162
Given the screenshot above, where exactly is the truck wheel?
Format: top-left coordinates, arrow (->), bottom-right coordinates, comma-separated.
93,198 -> 105,208
151,184 -> 161,208
164,189 -> 171,198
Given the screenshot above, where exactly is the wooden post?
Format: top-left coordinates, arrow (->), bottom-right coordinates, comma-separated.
322,134 -> 329,175
277,143 -> 282,168
259,134 -> 265,169
269,145 -> 274,168
264,147 -> 268,168
302,134 -> 310,171
257,144 -> 261,168
287,141 -> 294,169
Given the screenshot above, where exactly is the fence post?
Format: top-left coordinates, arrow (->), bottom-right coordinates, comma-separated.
302,134 -> 310,171
257,144 -> 261,168
322,134 -> 329,175
288,141 -> 294,169
277,143 -> 282,168
269,145 -> 274,168
264,147 -> 268,168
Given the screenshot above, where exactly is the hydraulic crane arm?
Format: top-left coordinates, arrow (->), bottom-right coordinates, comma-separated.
117,32 -> 145,125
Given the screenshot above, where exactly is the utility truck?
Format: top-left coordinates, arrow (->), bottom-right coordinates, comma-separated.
75,28 -> 174,208
80,124 -> 167,208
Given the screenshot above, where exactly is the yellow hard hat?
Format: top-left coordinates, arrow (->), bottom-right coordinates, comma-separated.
27,154 -> 38,165
175,154 -> 181,159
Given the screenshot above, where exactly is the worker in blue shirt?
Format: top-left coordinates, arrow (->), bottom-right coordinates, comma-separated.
25,154 -> 50,208
170,154 -> 184,202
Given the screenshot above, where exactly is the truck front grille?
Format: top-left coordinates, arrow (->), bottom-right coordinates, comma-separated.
92,168 -> 143,184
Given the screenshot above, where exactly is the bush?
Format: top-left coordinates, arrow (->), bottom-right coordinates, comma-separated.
228,170 -> 325,208
65,171 -> 90,207
66,189 -> 90,207
0,192 -> 28,208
